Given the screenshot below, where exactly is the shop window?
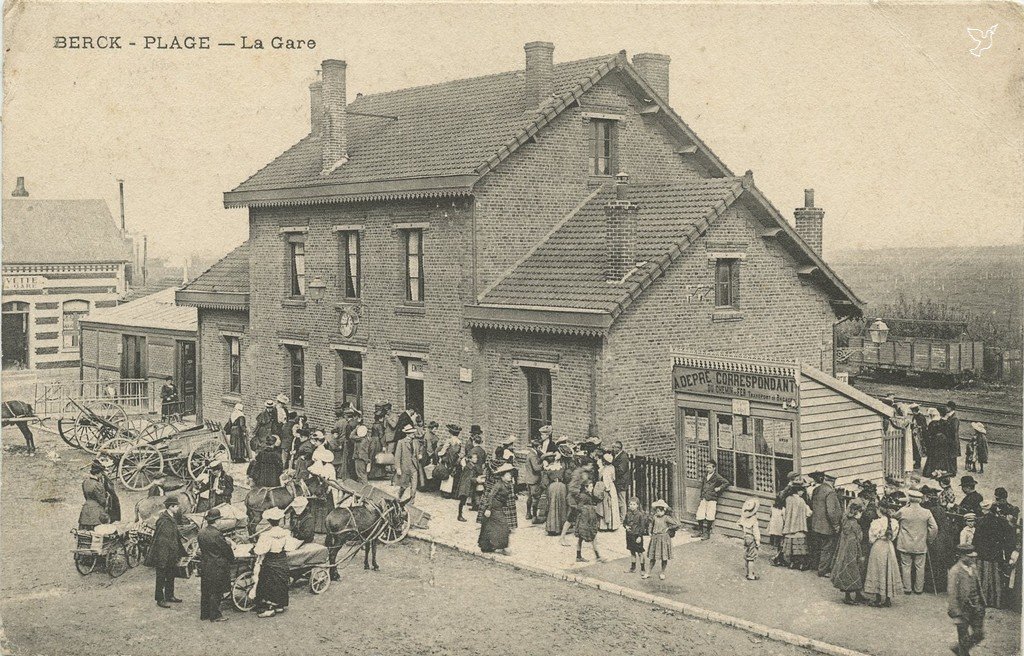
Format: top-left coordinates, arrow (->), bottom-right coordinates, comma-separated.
682,408 -> 711,480
714,414 -> 793,494
339,231 -> 361,299
286,345 -> 304,407
524,367 -> 552,441
714,259 -> 740,308
589,119 -> 616,176
339,350 -> 363,411
287,237 -> 306,297
226,336 -> 241,394
61,300 -> 89,350
404,229 -> 425,303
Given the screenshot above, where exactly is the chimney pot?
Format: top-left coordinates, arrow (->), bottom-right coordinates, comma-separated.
804,188 -> 815,208
794,188 -> 825,256
11,176 -> 28,197
631,52 -> 671,102
615,172 -> 630,200
524,41 -> 555,109
321,59 -> 348,175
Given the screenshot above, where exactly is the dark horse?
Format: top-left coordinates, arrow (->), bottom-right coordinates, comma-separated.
1,401 -> 36,453
324,496 -> 409,575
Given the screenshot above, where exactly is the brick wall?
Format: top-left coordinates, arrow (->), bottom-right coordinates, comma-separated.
148,340 -> 176,379
197,308 -> 251,423
474,72 -> 706,294
599,203 -> 837,459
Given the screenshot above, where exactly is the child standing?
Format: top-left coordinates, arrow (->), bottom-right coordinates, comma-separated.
737,498 -> 761,581
960,513 -> 976,545
970,422 -> 989,475
642,500 -> 680,581
574,481 -> 604,563
622,497 -> 649,574
768,495 -> 786,566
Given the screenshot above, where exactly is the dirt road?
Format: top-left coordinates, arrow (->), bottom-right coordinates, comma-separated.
0,426 -> 813,656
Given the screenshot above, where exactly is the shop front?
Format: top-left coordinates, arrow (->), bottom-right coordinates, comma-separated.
672,354 -> 893,537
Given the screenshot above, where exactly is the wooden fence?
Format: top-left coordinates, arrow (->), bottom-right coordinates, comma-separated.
882,428 -> 905,478
626,454 -> 675,509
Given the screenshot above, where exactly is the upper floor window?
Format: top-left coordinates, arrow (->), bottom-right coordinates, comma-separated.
524,367 -> 552,443
62,299 -> 89,350
288,238 -> 306,297
339,231 -> 361,299
589,119 -> 616,176
404,229 -> 425,303
227,336 -> 241,394
714,259 -> 740,309
285,345 -> 304,407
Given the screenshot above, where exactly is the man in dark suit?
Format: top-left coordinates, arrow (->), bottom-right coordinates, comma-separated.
145,497 -> 186,608
197,508 -> 234,621
809,471 -> 844,577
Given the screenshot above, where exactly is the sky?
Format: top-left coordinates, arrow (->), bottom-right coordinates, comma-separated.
3,1 -> 1022,264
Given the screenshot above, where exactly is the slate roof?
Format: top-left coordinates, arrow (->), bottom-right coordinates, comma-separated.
175,242 -> 250,310
2,199 -> 132,265
81,287 -> 197,334
226,54 -> 629,204
479,179 -> 744,315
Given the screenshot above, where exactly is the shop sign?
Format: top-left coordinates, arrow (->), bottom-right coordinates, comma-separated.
406,359 -> 426,380
673,365 -> 797,405
2,276 -> 42,291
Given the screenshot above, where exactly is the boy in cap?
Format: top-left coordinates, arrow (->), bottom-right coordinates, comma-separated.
737,498 -> 762,581
948,543 -> 985,655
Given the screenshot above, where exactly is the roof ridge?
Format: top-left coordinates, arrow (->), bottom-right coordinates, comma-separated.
182,241 -> 249,291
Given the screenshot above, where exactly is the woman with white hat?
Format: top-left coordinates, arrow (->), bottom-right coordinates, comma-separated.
478,463 -> 516,555
251,506 -> 290,618
288,496 -> 315,546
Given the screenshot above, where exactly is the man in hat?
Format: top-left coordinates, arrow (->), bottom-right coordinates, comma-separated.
288,496 -> 315,546
198,508 -> 234,621
160,375 -> 178,421
895,489 -> 938,594
253,401 -> 276,453
948,543 -> 985,655
146,497 -> 186,608
79,460 -> 111,530
350,424 -> 372,485
523,437 -> 544,520
959,476 -> 983,517
909,403 -> 927,470
196,460 -> 234,512
922,484 -> 957,593
538,425 -> 556,454
809,471 -> 843,576
694,461 -> 729,541
391,407 -> 417,454
993,487 -> 1020,523
395,424 -> 419,502
274,394 -> 289,433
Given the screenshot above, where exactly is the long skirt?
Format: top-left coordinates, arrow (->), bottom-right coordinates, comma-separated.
783,533 -> 808,558
979,559 -> 1003,608
648,533 -> 672,561
229,428 -> 248,462
308,496 -> 334,535
574,504 -> 599,542
478,510 -> 510,553
863,539 -> 901,597
545,482 -> 568,535
254,552 -> 289,610
599,483 -> 620,531
831,533 -> 866,592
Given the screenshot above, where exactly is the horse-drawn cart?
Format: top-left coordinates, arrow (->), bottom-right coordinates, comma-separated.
117,424 -> 229,491
70,524 -> 143,578
228,542 -> 335,612
57,397 -> 174,454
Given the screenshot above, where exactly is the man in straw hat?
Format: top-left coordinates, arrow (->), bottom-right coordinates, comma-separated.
895,489 -> 938,594
948,543 -> 985,655
198,508 -> 234,622
350,424 -> 372,485
395,423 -> 419,502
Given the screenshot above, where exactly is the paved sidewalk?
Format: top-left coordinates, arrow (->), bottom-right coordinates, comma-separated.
383,483 -> 1021,656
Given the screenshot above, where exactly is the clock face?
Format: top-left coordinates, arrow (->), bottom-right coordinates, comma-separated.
339,311 -> 356,337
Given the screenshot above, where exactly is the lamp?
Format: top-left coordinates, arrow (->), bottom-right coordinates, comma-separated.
867,319 -> 889,345
307,277 -> 327,303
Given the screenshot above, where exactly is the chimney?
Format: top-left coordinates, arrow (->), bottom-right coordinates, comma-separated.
605,173 -> 639,282
320,59 -> 348,175
118,179 -> 126,231
524,41 -> 555,109
794,188 -> 825,256
631,53 -> 671,102
309,71 -> 324,137
11,176 -> 28,197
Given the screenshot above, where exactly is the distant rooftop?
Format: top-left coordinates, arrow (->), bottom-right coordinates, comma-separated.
2,198 -> 132,265
82,287 -> 197,334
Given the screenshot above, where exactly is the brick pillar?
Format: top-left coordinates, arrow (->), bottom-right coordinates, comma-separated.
605,173 -> 639,282
794,188 -> 824,256
632,52 -> 671,102
524,41 -> 554,108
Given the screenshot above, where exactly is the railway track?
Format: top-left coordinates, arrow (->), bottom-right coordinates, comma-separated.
874,395 -> 1022,446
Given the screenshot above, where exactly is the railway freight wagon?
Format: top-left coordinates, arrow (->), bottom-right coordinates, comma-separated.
846,335 -> 984,383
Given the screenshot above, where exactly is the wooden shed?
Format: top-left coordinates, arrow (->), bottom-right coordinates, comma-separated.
671,354 -> 894,538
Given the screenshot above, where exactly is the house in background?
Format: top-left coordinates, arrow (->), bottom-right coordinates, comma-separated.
182,44 -> 889,529
2,177 -> 132,371
79,287 -> 198,415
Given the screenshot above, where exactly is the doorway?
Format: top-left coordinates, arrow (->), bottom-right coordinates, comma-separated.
677,406 -> 711,517
1,302 -> 29,370
403,358 -> 425,418
176,341 -> 197,415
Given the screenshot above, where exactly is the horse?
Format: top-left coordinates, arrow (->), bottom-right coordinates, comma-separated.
135,478 -> 199,524
1,400 -> 37,453
244,477 -> 297,535
323,494 -> 409,575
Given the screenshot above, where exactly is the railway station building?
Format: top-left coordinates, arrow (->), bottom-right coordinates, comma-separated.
179,44 -> 893,527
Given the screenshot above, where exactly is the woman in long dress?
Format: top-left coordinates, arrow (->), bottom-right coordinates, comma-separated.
863,501 -> 901,607
545,469 -> 569,536
478,464 -> 515,554
922,408 -> 947,477
831,500 -> 868,605
781,483 -> 813,570
251,507 -> 290,618
226,403 -> 249,463
598,453 -> 620,531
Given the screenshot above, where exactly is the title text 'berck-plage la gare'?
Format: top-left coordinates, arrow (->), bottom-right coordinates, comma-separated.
53,35 -> 316,50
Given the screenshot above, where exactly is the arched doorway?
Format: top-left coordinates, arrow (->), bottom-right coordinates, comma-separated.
2,301 -> 30,370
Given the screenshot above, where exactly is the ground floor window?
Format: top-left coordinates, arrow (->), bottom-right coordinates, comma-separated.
227,336 -> 241,394
339,350 -> 363,411
62,299 -> 89,350
286,345 -> 304,407
403,358 -> 424,417
524,367 -> 552,441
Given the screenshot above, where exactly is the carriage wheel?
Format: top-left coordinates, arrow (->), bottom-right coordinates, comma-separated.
188,439 -> 229,481
107,551 -> 129,578
99,437 -> 135,463
140,420 -> 177,444
56,417 -> 82,449
120,415 -> 155,441
118,444 -> 164,491
126,542 -> 142,568
74,553 -> 97,575
166,457 -> 189,479
232,571 -> 256,612
377,510 -> 411,544
309,566 -> 331,594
